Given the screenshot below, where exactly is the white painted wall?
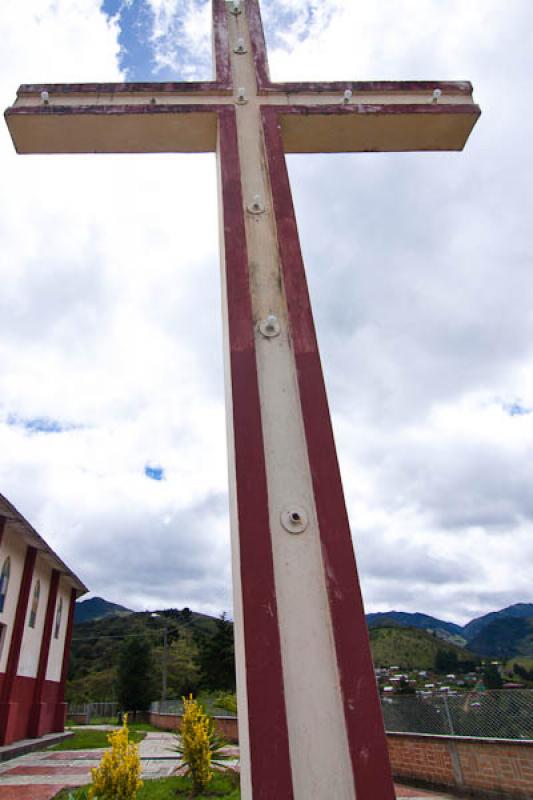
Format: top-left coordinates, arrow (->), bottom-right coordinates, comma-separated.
46,578 -> 70,683
0,528 -> 27,673
18,556 -> 51,678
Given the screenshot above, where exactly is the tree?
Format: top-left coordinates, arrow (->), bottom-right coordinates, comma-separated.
117,636 -> 157,712
197,613 -> 235,692
483,662 -> 503,690
434,649 -> 459,674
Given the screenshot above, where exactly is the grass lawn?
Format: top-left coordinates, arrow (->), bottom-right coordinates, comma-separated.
49,727 -> 146,751
53,772 -> 240,799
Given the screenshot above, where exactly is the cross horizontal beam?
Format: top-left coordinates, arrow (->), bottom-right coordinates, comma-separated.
4,0 -> 480,156
5,96 -> 479,155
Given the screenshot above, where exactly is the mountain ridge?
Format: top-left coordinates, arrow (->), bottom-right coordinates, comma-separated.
74,596 -> 133,624
74,597 -> 533,654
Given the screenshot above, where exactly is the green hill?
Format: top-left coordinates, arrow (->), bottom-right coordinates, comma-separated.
463,603 -> 533,641
74,596 -> 132,624
369,624 -> 474,671
468,617 -> 533,659
67,607 -> 218,704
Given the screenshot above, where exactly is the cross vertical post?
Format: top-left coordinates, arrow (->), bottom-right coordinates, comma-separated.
4,1 -> 480,797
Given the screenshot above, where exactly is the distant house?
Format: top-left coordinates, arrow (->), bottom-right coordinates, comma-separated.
0,494 -> 87,745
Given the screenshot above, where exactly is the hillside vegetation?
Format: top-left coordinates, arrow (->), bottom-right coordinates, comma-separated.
67,598 -> 533,703
68,608 -> 217,704
468,617 -> 533,659
369,625 -> 473,671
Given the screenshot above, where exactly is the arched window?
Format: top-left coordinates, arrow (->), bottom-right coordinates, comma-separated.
29,579 -> 40,628
0,558 -> 10,613
54,597 -> 63,639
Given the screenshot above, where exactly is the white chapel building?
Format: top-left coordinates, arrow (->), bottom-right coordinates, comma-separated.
0,493 -> 86,745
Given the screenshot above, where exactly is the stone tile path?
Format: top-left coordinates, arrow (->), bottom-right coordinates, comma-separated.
0,729 -> 458,798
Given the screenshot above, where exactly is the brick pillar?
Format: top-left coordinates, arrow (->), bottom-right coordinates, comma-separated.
53,586 -> 76,732
0,545 -> 37,745
27,569 -> 60,738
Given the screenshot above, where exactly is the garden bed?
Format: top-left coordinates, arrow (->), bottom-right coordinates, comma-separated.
53,772 -> 240,798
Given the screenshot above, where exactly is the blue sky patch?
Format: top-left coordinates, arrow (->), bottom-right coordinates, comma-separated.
6,415 -> 77,434
101,0 -> 211,81
145,464 -> 165,481
503,402 -> 532,417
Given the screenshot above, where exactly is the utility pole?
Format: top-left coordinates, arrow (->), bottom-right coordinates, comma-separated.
151,612 -> 169,704
162,623 -> 168,704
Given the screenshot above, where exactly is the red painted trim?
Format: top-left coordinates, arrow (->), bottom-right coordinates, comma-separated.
261,106 -> 395,799
276,102 -> 481,117
17,82 -> 231,96
245,0 -> 271,89
57,587 -> 77,703
0,517 -> 5,548
6,103 -> 224,117
28,569 -> 60,736
218,106 -> 293,800
52,587 -> 76,733
246,0 -> 473,98
1,546 -> 37,705
0,545 -> 37,743
212,0 -> 232,88
265,80 -> 474,95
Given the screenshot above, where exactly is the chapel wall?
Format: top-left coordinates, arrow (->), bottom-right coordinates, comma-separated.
18,555 -> 51,678
45,577 -> 70,683
0,527 -> 27,673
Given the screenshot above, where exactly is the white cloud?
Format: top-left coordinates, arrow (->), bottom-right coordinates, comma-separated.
1,0 -> 532,626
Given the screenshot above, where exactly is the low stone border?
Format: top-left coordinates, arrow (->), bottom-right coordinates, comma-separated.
0,731 -> 73,762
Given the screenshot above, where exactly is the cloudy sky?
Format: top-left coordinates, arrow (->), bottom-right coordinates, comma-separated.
0,0 -> 532,626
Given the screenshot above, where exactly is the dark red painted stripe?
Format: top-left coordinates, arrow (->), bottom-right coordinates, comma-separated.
218,106 -> 294,800
213,0 -> 232,88
266,80 -> 474,95
276,103 -> 481,117
6,104 -> 222,117
0,517 -> 5,547
57,587 -> 77,703
0,546 -> 37,707
245,0 -> 271,89
17,82 -> 231,96
29,569 -> 60,735
261,106 -> 395,800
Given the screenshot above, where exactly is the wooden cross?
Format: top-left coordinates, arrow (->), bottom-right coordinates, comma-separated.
5,2 -> 480,797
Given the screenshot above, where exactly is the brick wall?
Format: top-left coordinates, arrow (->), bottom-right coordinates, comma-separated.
148,711 -> 239,743
388,732 -> 533,800
147,714 -> 533,799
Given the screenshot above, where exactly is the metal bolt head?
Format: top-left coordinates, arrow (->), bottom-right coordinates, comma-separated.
281,506 -> 309,534
234,38 -> 247,54
247,194 -> 265,214
259,314 -> 281,338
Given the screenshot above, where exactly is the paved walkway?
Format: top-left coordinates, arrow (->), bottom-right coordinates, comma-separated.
0,729 -> 458,799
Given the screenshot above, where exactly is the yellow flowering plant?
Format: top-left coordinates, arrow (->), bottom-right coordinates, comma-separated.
175,695 -> 232,795
176,695 -> 213,795
88,714 -> 143,800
